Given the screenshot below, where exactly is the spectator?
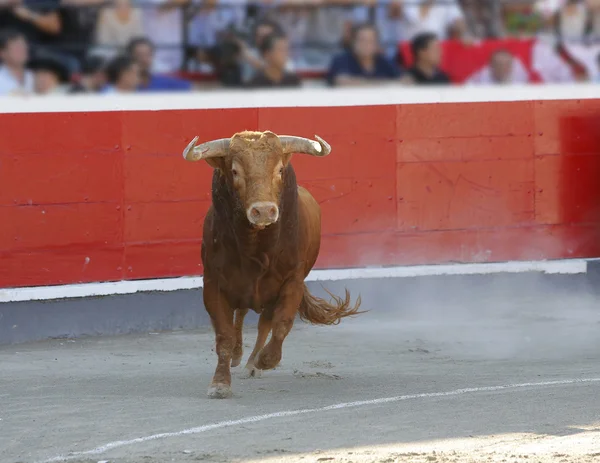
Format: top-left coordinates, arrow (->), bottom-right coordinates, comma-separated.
103,54 -> 139,93
407,32 -> 451,84
303,5 -> 365,69
0,0 -> 88,76
127,37 -> 192,91
239,18 -> 295,83
467,49 -> 530,85
460,0 -> 503,38
204,28 -> 244,87
591,0 -> 600,38
31,55 -> 70,94
0,0 -> 63,66
327,23 -> 406,87
556,0 -> 590,40
503,0 -> 544,36
0,29 -> 34,95
373,0 -> 410,60
404,0 -> 466,40
95,0 -> 144,52
56,0 -> 105,66
272,5 -> 310,68
68,54 -> 107,93
140,0 -> 188,72
246,32 -> 301,88
187,0 -> 247,67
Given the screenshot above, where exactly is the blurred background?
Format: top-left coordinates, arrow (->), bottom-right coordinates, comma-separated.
0,0 -> 599,96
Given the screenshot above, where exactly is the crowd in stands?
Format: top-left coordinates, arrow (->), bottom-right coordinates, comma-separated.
1,0 -> 600,96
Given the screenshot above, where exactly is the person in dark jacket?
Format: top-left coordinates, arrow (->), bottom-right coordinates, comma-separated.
30,55 -> 70,94
327,23 -> 407,87
246,32 -> 301,89
68,55 -> 108,94
407,32 -> 451,85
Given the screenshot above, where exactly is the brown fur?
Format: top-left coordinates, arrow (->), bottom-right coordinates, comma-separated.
200,130 -> 363,397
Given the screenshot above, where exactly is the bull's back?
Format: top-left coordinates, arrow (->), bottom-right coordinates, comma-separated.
297,186 -> 321,278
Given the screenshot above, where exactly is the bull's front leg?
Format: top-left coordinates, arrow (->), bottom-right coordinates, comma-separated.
231,308 -> 248,368
255,280 -> 303,371
242,310 -> 272,378
204,281 -> 235,399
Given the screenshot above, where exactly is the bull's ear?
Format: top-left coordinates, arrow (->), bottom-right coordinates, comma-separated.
205,158 -> 225,170
263,131 -> 283,150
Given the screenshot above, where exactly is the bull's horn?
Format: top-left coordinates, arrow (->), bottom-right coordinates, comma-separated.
182,136 -> 231,162
280,135 -> 331,157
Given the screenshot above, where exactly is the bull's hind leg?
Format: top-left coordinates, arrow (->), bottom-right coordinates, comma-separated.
242,311 -> 272,378
231,308 -> 248,368
204,283 -> 235,399
255,282 -> 303,371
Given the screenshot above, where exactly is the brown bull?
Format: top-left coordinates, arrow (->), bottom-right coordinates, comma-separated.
183,130 -> 363,399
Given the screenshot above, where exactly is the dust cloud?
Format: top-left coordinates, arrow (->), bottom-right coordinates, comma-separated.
306,263 -> 600,363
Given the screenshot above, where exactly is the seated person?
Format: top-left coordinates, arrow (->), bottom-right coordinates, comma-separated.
327,23 -> 406,87
0,29 -> 34,95
246,32 -> 301,89
31,55 -> 70,94
238,19 -> 288,84
467,49 -> 529,85
407,32 -> 451,85
127,37 -> 192,92
68,54 -> 108,93
103,54 -> 140,93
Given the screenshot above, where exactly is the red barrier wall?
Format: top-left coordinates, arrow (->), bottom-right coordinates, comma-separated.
1,99 -> 600,288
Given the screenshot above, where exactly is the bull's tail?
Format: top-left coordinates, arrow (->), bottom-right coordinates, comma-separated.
298,284 -> 365,326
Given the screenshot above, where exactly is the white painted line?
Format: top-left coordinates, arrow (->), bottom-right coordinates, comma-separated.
0,259 -> 587,303
0,84 -> 598,114
308,259 -> 587,282
39,377 -> 600,463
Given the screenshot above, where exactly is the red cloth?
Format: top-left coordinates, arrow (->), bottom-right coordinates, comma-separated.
399,38 -> 543,83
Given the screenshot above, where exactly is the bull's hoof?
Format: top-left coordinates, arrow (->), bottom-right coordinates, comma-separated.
231,345 -> 243,368
240,364 -> 262,379
207,383 -> 233,399
255,349 -> 281,371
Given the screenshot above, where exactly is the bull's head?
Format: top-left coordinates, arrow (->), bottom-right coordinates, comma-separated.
183,131 -> 331,229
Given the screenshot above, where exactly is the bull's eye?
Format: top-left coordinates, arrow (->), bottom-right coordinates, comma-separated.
279,167 -> 284,175
231,168 -> 238,177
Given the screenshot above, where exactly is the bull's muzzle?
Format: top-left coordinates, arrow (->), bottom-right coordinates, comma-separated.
247,202 -> 279,228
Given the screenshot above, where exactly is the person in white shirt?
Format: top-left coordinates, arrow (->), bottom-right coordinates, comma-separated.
557,0 -> 590,40
188,0 -> 247,51
404,0 -> 466,40
140,0 -> 188,72
0,29 -> 34,96
467,49 -> 530,85
95,0 -> 145,52
374,0 -> 410,60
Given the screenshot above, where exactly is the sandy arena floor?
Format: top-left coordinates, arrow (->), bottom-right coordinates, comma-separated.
2,282 -> 600,463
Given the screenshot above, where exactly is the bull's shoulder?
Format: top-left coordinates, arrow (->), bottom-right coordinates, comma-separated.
297,185 -> 318,207
297,185 -> 310,196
